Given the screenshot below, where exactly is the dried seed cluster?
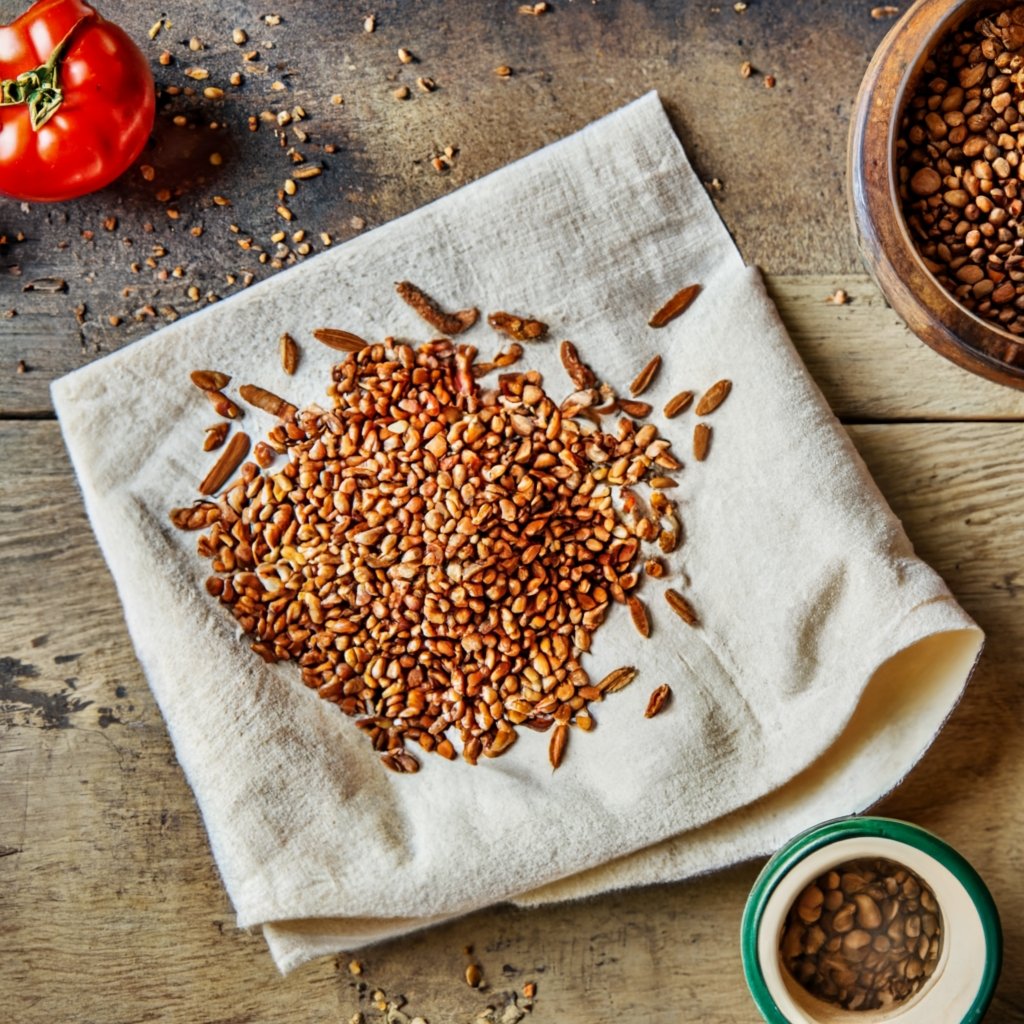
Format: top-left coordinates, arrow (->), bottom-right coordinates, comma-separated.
174,335 -> 696,771
899,6 -> 1024,333
781,858 -> 942,1011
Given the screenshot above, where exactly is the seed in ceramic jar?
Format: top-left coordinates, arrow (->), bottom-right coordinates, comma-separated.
780,857 -> 942,1011
910,167 -> 942,195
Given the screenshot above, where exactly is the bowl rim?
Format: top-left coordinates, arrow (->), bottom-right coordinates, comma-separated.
848,0 -> 1024,387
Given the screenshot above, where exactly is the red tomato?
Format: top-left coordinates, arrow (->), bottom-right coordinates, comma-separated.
0,0 -> 155,202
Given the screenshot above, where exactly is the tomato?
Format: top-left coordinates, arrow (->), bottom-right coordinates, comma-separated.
0,0 -> 155,202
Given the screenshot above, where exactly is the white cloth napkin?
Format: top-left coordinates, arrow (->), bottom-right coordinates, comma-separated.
52,92 -> 983,973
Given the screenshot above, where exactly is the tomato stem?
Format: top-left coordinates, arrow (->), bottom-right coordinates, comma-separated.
0,16 -> 89,130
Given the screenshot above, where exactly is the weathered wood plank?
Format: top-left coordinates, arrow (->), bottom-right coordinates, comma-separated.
1,421 -> 1022,1023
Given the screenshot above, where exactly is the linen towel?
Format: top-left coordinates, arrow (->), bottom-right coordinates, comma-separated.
52,92 -> 982,972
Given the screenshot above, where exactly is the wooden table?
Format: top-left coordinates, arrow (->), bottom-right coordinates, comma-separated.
3,3 -> 1024,1021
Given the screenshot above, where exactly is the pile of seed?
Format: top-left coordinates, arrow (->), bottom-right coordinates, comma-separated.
173,334 -> 702,772
780,857 -> 942,1011
898,5 -> 1024,334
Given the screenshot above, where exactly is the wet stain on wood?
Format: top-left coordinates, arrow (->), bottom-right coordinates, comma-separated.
0,657 -> 93,729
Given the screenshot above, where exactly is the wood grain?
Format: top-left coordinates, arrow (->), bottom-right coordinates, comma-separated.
2,421 -> 1022,1023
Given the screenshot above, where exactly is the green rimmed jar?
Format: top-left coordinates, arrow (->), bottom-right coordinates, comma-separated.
741,817 -> 1001,1023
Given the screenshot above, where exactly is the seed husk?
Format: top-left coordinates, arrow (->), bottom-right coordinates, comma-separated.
239,384 -> 297,419
203,422 -> 229,451
598,666 -> 638,694
191,369 -> 231,391
198,432 -> 251,495
487,310 -> 548,341
313,327 -> 368,352
649,476 -> 677,489
465,963 -> 483,987
644,558 -> 665,578
665,589 -> 698,626
279,333 -> 299,375
644,683 -> 671,718
648,283 -> 701,328
549,723 -> 568,769
627,595 -> 651,637
663,390 -> 694,418
693,422 -> 711,461
629,355 -> 661,396
396,280 -> 479,335
695,379 -> 732,415
559,339 -> 598,390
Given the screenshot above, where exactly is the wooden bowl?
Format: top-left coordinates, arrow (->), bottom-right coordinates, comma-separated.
849,0 -> 1024,389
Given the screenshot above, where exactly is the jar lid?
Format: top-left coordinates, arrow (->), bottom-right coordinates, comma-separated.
741,816 -> 1001,1023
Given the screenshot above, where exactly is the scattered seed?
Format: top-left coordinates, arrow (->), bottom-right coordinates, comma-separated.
190,369 -> 231,392
598,666 -> 638,694
627,596 -> 651,638
663,390 -> 694,418
279,333 -> 299,374
740,60 -> 753,77
695,379 -> 732,416
548,724 -> 568,770
21,277 -> 66,293
644,684 -> 671,718
396,281 -> 479,334
629,354 -> 661,396
239,383 -> 297,419
649,283 -> 701,328
871,5 -> 900,18
232,27 -> 247,44
523,982 -> 537,999
313,327 -> 368,351
644,558 -> 665,578
495,65 -> 513,77
204,389 -> 242,419
198,432 -> 251,495
764,74 -> 777,89
487,311 -> 548,341
665,589 -> 698,626
348,960 -> 363,976
649,476 -> 677,489
393,85 -> 410,100
826,288 -> 849,305
364,13 -> 376,32
398,47 -> 414,63
203,422 -> 229,451
559,339 -> 598,391
693,422 -> 711,461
